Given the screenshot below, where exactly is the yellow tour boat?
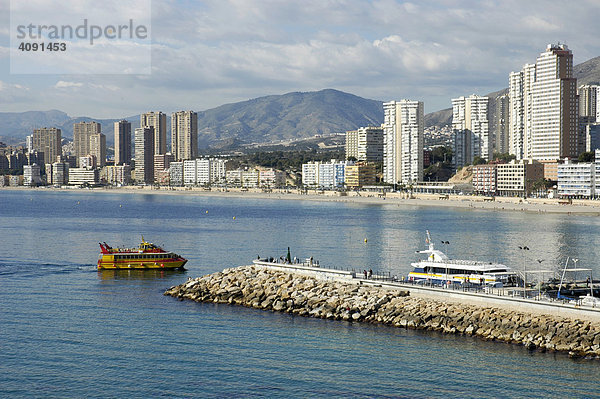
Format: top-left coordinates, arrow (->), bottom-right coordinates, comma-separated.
97,237 -> 187,270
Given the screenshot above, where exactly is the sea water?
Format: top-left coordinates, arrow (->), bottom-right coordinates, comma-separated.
1,189 -> 600,398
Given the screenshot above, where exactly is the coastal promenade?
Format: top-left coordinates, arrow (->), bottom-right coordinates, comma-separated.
166,262 -> 600,358
6,185 -> 600,215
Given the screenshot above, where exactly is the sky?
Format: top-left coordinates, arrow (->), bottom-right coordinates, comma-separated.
1,0 -> 600,118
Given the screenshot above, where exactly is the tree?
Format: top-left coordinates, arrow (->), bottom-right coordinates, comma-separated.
431,146 -> 453,164
578,151 -> 595,163
472,156 -> 487,165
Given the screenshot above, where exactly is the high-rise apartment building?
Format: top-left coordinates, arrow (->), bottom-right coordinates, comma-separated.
32,127 -> 62,164
530,44 -> 578,160
171,111 -> 198,161
383,100 -> 424,184
578,84 -> 599,121
345,126 -> 384,162
114,120 -> 132,165
134,127 -> 155,184
73,121 -> 101,162
452,95 -> 489,169
89,133 -> 106,167
140,112 -> 167,155
495,94 -> 509,155
510,44 -> 578,161
509,64 -> 535,159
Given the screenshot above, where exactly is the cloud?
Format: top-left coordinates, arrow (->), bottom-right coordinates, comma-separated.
54,81 -> 84,89
0,80 -> 32,105
520,16 -> 560,32
2,0 -> 600,116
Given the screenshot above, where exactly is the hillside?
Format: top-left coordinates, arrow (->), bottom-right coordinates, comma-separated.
574,56 -> 600,85
0,89 -> 383,149
195,89 -> 383,148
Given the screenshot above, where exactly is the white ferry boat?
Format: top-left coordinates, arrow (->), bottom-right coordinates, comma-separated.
408,231 -> 519,287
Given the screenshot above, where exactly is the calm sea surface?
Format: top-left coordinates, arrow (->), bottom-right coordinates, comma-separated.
2,189 -> 600,398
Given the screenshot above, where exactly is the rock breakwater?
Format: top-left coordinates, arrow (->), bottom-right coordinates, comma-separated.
165,265 -> 600,358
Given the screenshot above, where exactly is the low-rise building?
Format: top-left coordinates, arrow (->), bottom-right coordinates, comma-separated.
68,168 -> 99,186
345,162 -> 376,188
9,175 -> 22,186
557,160 -> 595,198
181,158 -> 228,186
259,169 -> 285,188
225,169 -> 242,186
183,159 -> 197,185
472,164 -> 498,195
302,162 -> 319,187
23,164 -> 42,186
541,160 -> 559,182
105,165 -> 131,186
496,160 -> 544,197
154,153 -> 175,183
169,162 -> 183,186
241,169 -> 259,188
46,161 -> 69,185
302,160 -> 351,188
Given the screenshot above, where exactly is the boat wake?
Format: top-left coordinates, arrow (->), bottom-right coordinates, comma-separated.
0,261 -> 93,277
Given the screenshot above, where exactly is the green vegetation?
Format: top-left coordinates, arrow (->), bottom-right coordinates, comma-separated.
226,149 -> 345,171
472,156 -> 486,165
578,151 -> 595,162
424,146 -> 454,182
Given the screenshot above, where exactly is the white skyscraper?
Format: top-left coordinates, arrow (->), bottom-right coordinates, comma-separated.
452,95 -> 489,169
134,127 -> 154,184
383,100 -> 423,185
530,44 -> 578,160
509,64 -> 535,160
171,111 -> 198,161
579,85 -> 599,121
510,44 -> 578,162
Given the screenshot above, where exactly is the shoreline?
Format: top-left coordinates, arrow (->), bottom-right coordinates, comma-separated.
4,185 -> 600,215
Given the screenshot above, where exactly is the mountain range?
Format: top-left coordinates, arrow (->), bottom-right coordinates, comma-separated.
1,55 -> 599,149
0,89 -> 383,149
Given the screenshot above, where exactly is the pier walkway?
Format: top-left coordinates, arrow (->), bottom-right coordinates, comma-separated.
253,260 -> 600,323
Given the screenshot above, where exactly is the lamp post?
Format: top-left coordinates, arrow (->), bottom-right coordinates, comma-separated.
441,240 -> 450,286
537,259 -> 544,299
519,245 -> 530,298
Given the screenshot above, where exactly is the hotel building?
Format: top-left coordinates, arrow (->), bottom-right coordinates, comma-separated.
141,112 -> 167,155
510,44 -> 578,161
89,133 -> 106,167
114,120 -> 132,165
452,95 -> 489,169
73,121 -> 101,162
345,126 -> 384,162
134,127 -> 155,184
171,111 -> 198,161
383,100 -> 423,184
32,127 -> 62,164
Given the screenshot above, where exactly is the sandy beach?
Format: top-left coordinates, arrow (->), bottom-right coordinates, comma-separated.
5,185 -> 600,215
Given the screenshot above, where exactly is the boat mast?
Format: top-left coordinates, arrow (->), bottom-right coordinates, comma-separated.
557,257 -> 569,299
426,230 -> 434,251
